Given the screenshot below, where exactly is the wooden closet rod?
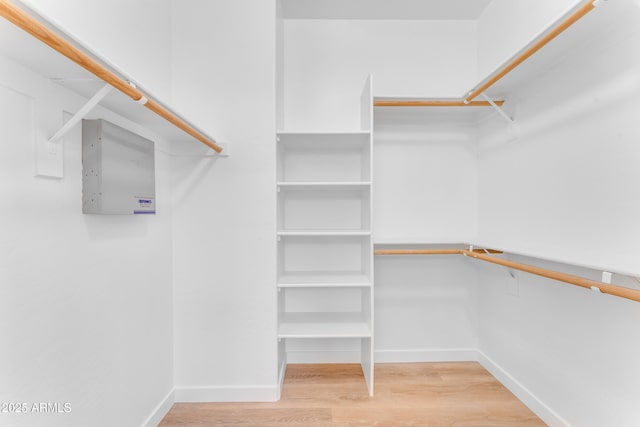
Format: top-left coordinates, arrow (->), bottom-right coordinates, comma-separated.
375,247 -> 640,303
374,100 -> 504,107
0,0 -> 223,153
465,0 -> 598,103
462,250 -> 640,303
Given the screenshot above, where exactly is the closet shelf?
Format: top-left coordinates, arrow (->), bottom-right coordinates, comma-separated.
278,312 -> 371,339
278,282 -> 371,289
0,0 -> 222,151
277,130 -> 370,137
277,182 -> 371,188
374,99 -> 503,107
278,271 -> 371,287
278,230 -> 371,237
374,237 -> 473,245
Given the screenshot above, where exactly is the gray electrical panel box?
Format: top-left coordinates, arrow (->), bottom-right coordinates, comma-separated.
82,119 -> 156,215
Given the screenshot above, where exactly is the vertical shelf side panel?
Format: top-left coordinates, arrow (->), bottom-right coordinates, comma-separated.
360,75 -> 375,396
275,20 -> 285,390
360,75 -> 373,133
361,288 -> 373,395
361,337 -> 373,395
277,233 -> 286,396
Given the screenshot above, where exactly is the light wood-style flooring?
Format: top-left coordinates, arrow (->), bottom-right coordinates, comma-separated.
159,362 -> 545,426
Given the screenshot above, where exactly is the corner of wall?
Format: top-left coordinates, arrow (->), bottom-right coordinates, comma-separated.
141,389 -> 175,427
477,351 -> 569,427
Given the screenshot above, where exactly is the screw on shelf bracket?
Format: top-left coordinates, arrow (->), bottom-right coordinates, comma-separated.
481,92 -> 514,124
47,83 -> 112,153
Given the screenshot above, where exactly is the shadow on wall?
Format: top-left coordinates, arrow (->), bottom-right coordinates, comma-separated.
83,214 -> 151,240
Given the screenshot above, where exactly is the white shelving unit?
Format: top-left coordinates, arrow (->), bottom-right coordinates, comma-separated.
277,77 -> 374,396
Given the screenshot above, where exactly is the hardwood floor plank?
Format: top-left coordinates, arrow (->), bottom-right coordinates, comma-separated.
159,362 -> 546,426
159,407 -> 332,425
284,363 -> 367,384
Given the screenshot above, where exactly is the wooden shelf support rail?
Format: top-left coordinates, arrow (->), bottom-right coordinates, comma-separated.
374,100 -> 504,108
464,0 -> 601,103
0,0 -> 223,153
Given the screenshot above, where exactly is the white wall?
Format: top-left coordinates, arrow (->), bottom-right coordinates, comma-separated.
170,0 -> 279,401
374,109 -> 478,243
477,1 -> 640,425
0,56 -> 173,427
20,0 -> 173,101
282,20 -> 477,130
373,110 -> 478,361
477,0 -> 640,276
276,0 -> 285,130
375,254 -> 478,362
477,257 -> 640,427
476,0 -> 580,82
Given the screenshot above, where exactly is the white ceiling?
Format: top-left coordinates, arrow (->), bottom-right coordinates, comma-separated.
281,0 -> 493,20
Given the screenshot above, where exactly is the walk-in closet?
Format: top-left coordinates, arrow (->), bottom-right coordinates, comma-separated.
1,0 -> 639,426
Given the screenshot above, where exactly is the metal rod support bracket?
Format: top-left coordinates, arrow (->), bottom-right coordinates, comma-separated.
481,92 -> 514,124
48,83 -> 112,150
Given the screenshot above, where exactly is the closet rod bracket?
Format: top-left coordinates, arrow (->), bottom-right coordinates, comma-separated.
467,244 -> 515,277
481,93 -> 514,124
128,81 -> 148,105
47,83 -> 113,152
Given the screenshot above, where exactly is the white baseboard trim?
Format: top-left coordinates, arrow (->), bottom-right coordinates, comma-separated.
174,384 -> 280,403
277,356 -> 287,399
375,348 -> 478,363
478,351 -> 569,427
141,389 -> 174,427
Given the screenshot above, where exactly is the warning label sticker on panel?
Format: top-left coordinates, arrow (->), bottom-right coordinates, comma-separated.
134,196 -> 155,214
